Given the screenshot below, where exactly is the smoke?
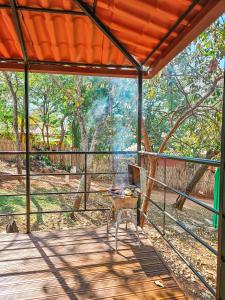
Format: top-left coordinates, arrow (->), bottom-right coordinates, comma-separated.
81,76 -> 137,188
86,96 -> 109,127
110,78 -> 137,152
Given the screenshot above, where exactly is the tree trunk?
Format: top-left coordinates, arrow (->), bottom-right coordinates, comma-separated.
71,117 -> 107,215
20,117 -> 25,144
72,126 -> 89,212
72,118 -> 80,148
58,116 -> 66,150
71,77 -> 93,215
46,124 -> 50,149
139,74 -> 222,227
3,73 -> 23,182
72,126 -> 102,212
112,154 -> 117,188
41,125 -> 45,146
174,150 -> 217,210
140,157 -> 157,227
140,118 -> 156,227
72,176 -> 85,211
71,117 -> 80,170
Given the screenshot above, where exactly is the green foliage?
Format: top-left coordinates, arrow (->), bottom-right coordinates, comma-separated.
40,156 -> 52,167
143,15 -> 224,157
0,72 -> 137,151
0,72 -> 25,139
0,16 -> 223,158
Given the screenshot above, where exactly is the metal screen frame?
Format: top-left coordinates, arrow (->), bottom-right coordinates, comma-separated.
139,149 -> 224,298
0,0 -> 224,298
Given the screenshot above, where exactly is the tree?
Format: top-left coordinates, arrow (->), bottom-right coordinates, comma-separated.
142,73 -> 223,225
29,74 -> 66,149
1,72 -> 24,180
141,17 -> 224,225
174,150 -> 218,210
52,75 -> 112,212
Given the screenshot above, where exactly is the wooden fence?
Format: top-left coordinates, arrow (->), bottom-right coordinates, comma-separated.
0,139 -> 82,170
0,139 -> 25,160
155,163 -> 215,198
0,139 -> 215,197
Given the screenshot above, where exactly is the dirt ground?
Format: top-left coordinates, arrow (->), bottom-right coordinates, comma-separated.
143,190 -> 217,300
0,160 -> 218,299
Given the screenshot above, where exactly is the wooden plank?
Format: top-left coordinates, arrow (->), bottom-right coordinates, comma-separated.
30,226 -> 145,239
0,274 -> 175,296
0,236 -> 148,252
0,260 -> 168,286
0,279 -> 182,300
0,227 -> 185,299
0,226 -> 110,242
0,233 -> 150,252
0,230 -> 146,248
0,266 -> 169,290
0,241 -> 154,261
113,292 -> 187,300
0,250 -> 161,273
0,232 -> 148,247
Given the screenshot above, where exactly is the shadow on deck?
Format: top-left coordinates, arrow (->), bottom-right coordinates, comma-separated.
0,226 -> 186,299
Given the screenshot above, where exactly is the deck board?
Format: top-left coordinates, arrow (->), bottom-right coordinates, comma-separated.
0,226 -> 185,299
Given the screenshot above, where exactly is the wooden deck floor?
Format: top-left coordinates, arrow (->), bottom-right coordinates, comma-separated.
0,226 -> 186,300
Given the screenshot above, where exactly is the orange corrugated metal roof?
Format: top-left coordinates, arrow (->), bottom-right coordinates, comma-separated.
0,0 -> 224,77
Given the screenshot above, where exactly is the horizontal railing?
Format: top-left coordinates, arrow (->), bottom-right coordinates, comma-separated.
139,151 -> 220,296
1,149 -> 218,295
145,175 -> 218,214
139,151 -> 220,166
0,150 -> 137,217
0,150 -> 136,155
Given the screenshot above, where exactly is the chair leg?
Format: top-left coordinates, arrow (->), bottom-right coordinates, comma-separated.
115,221 -> 120,251
131,212 -> 141,247
107,207 -> 112,233
136,224 -> 141,247
115,210 -> 123,251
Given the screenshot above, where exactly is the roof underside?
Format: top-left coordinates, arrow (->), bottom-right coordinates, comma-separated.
0,0 -> 224,78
